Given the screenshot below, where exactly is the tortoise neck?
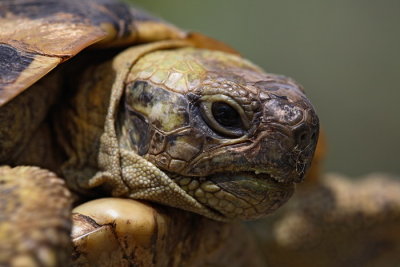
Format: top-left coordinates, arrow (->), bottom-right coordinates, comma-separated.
56,59 -> 115,192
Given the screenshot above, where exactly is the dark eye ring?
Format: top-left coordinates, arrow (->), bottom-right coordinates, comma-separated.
199,95 -> 250,137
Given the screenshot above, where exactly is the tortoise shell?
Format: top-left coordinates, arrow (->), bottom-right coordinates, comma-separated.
0,0 -> 235,106
0,1 -> 323,265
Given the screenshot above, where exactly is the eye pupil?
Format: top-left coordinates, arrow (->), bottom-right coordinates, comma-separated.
212,102 -> 242,127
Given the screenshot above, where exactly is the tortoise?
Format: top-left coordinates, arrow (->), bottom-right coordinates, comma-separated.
0,0 -> 319,265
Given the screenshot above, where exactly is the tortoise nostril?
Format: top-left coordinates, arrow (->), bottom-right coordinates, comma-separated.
311,132 -> 317,142
299,133 -> 307,142
295,128 -> 319,149
294,128 -> 312,148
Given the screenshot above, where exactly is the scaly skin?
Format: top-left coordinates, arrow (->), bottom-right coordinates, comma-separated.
1,1 -> 398,265
0,40 -> 318,264
0,72 -> 62,170
0,166 -> 72,267
59,42 -> 318,221
69,172 -> 400,266
120,47 -> 318,219
0,0 -> 319,264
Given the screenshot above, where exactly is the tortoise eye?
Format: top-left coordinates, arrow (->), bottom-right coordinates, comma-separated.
199,95 -> 250,138
212,102 -> 242,128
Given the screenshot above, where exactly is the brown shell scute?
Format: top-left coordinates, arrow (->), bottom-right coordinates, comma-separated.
0,44 -> 34,86
0,0 -> 185,105
0,0 -> 157,46
0,0 -> 184,57
0,43 -> 60,105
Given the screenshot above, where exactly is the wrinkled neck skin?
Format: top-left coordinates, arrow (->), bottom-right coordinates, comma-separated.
56,55 -> 116,193
61,41 -> 319,221
60,41 -> 226,221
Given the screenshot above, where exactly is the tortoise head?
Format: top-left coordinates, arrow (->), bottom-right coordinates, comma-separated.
118,47 -> 319,220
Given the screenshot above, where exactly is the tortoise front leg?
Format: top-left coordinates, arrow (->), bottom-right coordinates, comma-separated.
0,166 -> 72,267
72,198 -> 265,267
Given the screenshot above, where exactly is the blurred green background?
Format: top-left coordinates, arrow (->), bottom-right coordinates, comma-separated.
127,0 -> 400,177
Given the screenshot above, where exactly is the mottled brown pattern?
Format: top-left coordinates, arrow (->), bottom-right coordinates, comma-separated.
119,48 -> 318,219
57,60 -> 115,194
0,166 -> 72,267
0,0 -> 184,105
0,71 -> 61,167
0,0 -> 322,265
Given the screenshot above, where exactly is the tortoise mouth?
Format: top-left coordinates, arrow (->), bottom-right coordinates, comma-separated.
170,171 -> 295,220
